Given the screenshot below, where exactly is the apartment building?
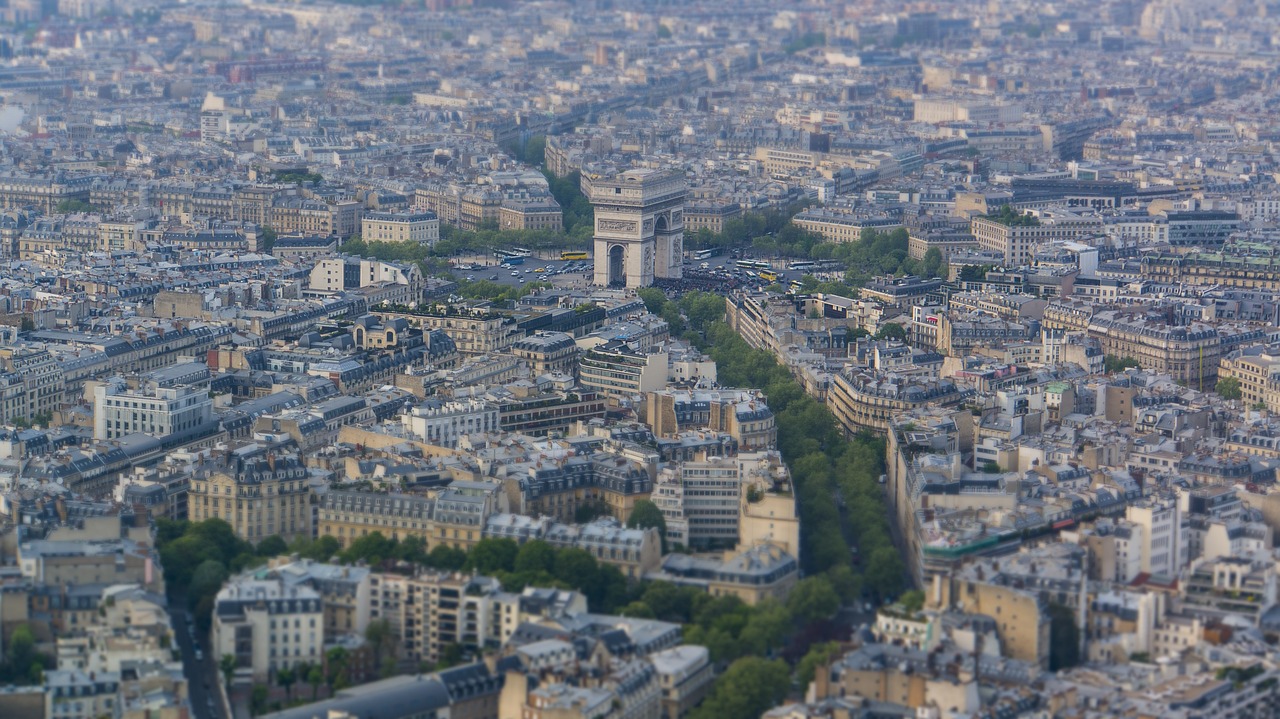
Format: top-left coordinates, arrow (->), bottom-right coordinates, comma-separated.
361,210 -> 440,245
511,332 -> 579,376
499,198 -> 563,231
1126,496 -> 1187,578
269,198 -> 363,239
971,213 -> 1098,265
579,341 -> 669,402
650,645 -> 714,719
683,201 -> 741,235
211,576 -> 324,682
654,542 -> 799,605
377,308 -> 521,355
187,443 -> 313,542
645,389 -> 776,451
92,362 -> 214,441
485,515 -> 663,579
401,398 -> 500,448
320,490 -> 434,547
827,371 -> 969,434
1141,248 -> 1280,292
309,257 -> 424,300
0,173 -> 96,213
369,571 -> 584,663
1087,310 -> 1220,386
0,344 -> 64,422
497,386 -> 608,436
792,208 -> 901,244
653,457 -> 741,549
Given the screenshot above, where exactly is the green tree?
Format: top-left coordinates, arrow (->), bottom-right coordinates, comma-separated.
464,538 -> 518,574
18,316 -> 34,332
256,535 -> 288,557
365,619 -> 398,670
220,654 -> 237,690
513,540 -> 558,574
1048,602 -> 1080,671
339,532 -> 396,565
873,322 -> 907,342
795,641 -> 843,690
639,581 -> 697,623
1217,376 -> 1243,401
573,500 -> 609,523
1104,355 -> 1141,373
689,657 -> 791,719
657,24 -> 672,38
302,536 -> 341,561
250,684 -> 269,717
306,664 -> 324,700
899,589 -> 926,613
437,643 -> 466,669
425,544 -> 467,570
189,560 -> 229,612
395,535 -> 428,564
524,135 -> 546,167
325,646 -> 350,694
276,666 -> 296,702
864,547 -> 905,600
787,576 -> 841,624
921,247 -> 945,278
6,624 -> 36,674
55,199 -> 96,213
619,601 -> 656,619
626,500 -> 668,552
552,548 -> 604,601
636,287 -> 668,315
258,226 -> 278,252
738,600 -> 792,656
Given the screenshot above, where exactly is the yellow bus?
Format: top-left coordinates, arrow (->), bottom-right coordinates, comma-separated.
560,251 -> 589,260
758,269 -> 779,282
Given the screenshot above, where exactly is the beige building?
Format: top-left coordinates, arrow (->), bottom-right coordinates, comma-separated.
827,372 -> 968,435
1218,349 -> 1280,410
269,198 -> 362,239
512,332 -> 579,376
1087,310 -> 1220,387
499,198 -> 564,232
375,307 -> 521,355
188,446 -> 313,542
971,214 -> 1097,265
361,210 -> 440,245
792,209 -> 901,244
928,574 -> 1050,668
683,201 -> 741,235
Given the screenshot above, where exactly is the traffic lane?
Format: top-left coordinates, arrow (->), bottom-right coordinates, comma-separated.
171,604 -> 221,719
447,259 -> 807,290
449,259 -> 593,288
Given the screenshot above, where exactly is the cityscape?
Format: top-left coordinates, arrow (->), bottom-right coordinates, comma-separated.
1,0 -> 1280,718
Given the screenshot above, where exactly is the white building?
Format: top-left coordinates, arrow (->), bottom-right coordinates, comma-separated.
654,456 -> 743,549
1126,496 -> 1187,577
400,398 -> 499,448
361,210 -> 440,246
211,577 -> 324,682
92,363 -> 214,440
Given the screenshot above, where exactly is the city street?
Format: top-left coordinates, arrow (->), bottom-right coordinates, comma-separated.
170,602 -> 225,719
443,255 -> 806,292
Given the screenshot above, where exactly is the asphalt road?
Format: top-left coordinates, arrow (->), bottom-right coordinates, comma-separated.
445,256 -> 807,291
171,603 -> 225,719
